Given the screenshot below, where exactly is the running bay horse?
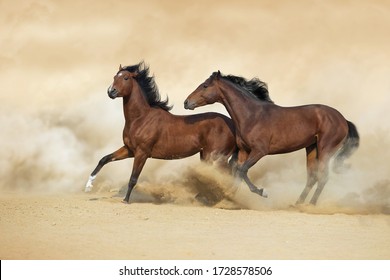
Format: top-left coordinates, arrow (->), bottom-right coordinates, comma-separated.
85,63 -> 237,203
184,71 -> 359,205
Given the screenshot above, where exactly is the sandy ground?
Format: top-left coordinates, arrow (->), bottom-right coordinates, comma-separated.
1,190 -> 389,260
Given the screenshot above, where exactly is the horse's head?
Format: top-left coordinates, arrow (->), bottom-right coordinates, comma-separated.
107,65 -> 138,99
184,71 -> 222,110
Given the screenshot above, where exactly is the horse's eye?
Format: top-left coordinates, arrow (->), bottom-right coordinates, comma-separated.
203,84 -> 208,88
124,76 -> 129,80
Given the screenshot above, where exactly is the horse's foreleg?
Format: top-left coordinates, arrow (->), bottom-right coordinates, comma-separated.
85,146 -> 131,192
238,169 -> 268,198
237,150 -> 268,198
123,152 -> 148,203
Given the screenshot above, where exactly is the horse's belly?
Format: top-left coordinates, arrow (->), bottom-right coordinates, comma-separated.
150,139 -> 200,160
269,134 -> 316,154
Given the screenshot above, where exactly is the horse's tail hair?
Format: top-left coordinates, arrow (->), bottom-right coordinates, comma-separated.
333,121 -> 360,173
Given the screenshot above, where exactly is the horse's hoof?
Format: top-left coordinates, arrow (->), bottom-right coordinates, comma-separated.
122,199 -> 130,204
295,200 -> 303,205
84,186 -> 92,193
261,188 -> 268,198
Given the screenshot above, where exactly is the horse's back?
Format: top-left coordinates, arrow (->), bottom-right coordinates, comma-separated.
178,112 -> 234,133
269,103 -> 348,126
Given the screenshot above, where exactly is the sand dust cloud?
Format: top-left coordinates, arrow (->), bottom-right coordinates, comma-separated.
1,0 -> 390,214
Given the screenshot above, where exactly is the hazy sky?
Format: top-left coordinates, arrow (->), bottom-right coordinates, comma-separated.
2,0 -> 389,115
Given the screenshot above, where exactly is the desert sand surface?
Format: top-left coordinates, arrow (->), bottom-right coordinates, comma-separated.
1,190 -> 389,260
1,0 -> 390,260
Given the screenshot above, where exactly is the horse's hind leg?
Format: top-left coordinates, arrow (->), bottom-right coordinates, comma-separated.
309,159 -> 329,205
309,127 -> 346,205
85,146 -> 131,192
296,144 -> 318,204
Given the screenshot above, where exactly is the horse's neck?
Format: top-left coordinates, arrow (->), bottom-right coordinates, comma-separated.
123,82 -> 150,121
219,80 -> 259,128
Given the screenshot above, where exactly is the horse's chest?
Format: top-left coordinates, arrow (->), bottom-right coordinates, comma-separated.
123,123 -> 155,150
122,124 -> 139,149
122,135 -> 134,150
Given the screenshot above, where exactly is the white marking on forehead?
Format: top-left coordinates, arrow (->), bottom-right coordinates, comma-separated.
117,72 -> 124,77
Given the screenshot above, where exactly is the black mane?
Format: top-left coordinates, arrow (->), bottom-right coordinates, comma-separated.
220,73 -> 273,103
121,62 -> 172,111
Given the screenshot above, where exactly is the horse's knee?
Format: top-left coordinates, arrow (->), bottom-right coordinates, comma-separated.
236,165 -> 248,176
98,154 -> 113,166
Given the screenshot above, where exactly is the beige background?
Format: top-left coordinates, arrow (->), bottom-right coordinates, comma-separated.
0,0 -> 389,259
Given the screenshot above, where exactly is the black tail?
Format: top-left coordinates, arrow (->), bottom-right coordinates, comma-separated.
333,121 -> 360,173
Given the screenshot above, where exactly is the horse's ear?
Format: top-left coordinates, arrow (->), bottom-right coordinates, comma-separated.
216,70 -> 221,79
119,64 -> 122,71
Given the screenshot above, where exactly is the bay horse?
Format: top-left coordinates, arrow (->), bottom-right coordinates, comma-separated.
184,71 -> 359,205
85,63 -> 237,203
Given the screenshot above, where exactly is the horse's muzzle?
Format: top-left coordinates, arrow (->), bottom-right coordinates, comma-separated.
107,88 -> 118,99
184,99 -> 195,110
